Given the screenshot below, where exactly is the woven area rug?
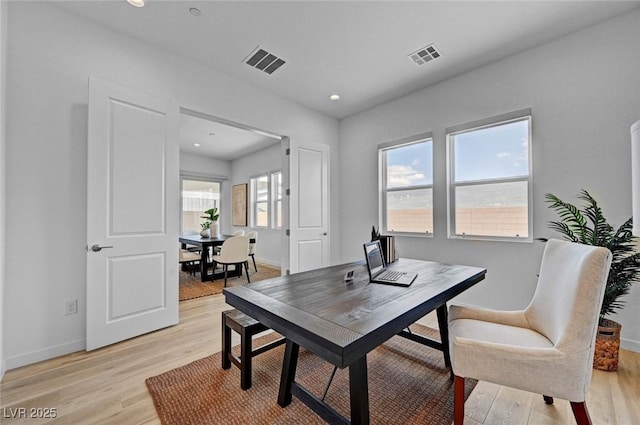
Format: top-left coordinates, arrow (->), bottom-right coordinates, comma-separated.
145,324 -> 476,424
179,262 -> 281,301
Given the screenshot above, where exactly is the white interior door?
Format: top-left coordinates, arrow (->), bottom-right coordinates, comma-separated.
86,78 -> 179,351
289,140 -> 329,273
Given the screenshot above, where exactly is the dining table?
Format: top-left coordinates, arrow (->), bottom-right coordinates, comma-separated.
179,233 -> 255,282
223,257 -> 487,424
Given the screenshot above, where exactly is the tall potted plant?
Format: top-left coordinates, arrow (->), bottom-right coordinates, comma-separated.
200,207 -> 220,238
545,190 -> 640,371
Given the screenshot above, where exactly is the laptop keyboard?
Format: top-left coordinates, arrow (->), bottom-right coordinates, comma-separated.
378,270 -> 403,281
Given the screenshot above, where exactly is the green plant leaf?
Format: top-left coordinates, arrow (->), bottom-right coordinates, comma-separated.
545,191 -> 640,318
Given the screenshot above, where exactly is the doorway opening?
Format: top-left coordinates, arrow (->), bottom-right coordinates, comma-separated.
177,108 -> 290,301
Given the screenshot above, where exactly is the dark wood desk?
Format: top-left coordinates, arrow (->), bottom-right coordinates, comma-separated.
179,234 -> 254,282
223,258 -> 486,425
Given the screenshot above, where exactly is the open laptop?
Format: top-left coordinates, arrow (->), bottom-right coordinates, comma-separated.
363,240 -> 417,286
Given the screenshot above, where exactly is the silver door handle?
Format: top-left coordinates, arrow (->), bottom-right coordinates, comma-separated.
91,244 -> 114,252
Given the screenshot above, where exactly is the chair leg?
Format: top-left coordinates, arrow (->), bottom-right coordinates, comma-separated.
223,265 -> 228,287
244,261 -> 251,283
570,402 -> 593,425
240,326 -> 252,390
221,314 -> 231,370
454,375 -> 465,425
543,395 -> 554,405
251,254 -> 257,272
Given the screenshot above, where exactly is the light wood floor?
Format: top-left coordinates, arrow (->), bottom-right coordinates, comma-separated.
1,295 -> 638,425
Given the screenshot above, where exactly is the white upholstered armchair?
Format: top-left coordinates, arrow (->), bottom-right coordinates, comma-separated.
449,239 -> 612,425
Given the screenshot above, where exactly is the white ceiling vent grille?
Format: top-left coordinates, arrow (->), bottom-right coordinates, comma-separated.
243,46 -> 286,75
408,44 -> 442,66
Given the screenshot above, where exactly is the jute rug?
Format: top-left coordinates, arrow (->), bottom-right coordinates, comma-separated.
145,324 -> 476,424
179,262 -> 281,301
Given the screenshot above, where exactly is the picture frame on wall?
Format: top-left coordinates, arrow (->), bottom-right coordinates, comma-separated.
232,183 -> 248,227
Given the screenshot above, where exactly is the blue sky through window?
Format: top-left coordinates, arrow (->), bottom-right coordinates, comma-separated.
453,119 -> 529,182
386,140 -> 432,188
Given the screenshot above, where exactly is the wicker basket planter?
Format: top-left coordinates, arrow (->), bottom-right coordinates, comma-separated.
593,319 -> 621,371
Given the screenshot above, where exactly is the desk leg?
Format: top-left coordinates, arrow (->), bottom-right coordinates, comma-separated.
349,356 -> 370,425
436,303 -> 451,368
278,340 -> 299,407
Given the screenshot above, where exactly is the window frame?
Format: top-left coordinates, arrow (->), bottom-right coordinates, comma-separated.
271,171 -> 283,229
378,132 -> 434,237
250,170 -> 282,229
446,109 -> 533,242
179,174 -> 225,234
250,173 -> 270,228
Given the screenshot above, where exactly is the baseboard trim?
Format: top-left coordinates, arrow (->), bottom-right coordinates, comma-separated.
621,337 -> 640,353
255,257 -> 281,270
5,339 -> 85,371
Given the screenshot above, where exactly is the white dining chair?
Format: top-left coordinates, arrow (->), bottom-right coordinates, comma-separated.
212,236 -> 251,287
178,248 -> 200,276
246,230 -> 258,272
214,230 -> 245,256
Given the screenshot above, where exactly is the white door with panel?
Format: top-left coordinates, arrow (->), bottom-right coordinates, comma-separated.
289,140 -> 329,273
86,78 -> 179,351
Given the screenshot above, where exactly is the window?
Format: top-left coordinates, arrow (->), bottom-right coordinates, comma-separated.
252,174 -> 269,227
181,178 -> 221,233
251,171 -> 282,228
379,134 -> 433,235
272,172 -> 283,228
447,109 -> 532,241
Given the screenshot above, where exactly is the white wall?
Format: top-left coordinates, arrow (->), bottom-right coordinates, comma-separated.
230,143 -> 283,267
0,0 -> 8,377
4,2 -> 339,369
339,10 -> 640,351
180,152 -> 231,181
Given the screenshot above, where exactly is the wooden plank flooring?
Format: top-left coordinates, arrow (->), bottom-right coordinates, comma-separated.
0,294 -> 638,424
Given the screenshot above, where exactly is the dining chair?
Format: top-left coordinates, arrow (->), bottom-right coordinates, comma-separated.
178,248 -> 200,276
214,230 -> 245,256
212,236 -> 251,287
246,230 -> 258,272
449,239 -> 612,425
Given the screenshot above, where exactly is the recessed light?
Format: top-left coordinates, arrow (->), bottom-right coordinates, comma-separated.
189,7 -> 201,16
193,143 -> 201,147
126,0 -> 144,8
330,94 -> 340,101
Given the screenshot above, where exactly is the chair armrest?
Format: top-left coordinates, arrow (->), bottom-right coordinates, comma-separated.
449,304 -> 530,329
453,336 -> 563,357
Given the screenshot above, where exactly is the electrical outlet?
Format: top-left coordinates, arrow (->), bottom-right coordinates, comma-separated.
64,299 -> 77,316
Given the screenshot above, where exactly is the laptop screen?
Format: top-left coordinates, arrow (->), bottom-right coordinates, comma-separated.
364,241 -> 385,277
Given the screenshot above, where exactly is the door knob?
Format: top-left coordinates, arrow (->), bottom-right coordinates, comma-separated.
90,244 -> 114,252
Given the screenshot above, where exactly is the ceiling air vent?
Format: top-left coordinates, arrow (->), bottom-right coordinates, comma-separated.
243,46 -> 286,75
408,44 -> 442,66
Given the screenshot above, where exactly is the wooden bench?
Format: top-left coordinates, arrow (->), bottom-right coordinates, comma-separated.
221,309 -> 286,390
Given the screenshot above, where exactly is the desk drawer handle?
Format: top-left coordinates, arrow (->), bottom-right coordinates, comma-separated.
91,244 -> 114,252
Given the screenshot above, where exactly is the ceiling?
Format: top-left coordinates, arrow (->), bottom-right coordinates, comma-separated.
179,112 -> 280,160
53,1 -> 640,121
